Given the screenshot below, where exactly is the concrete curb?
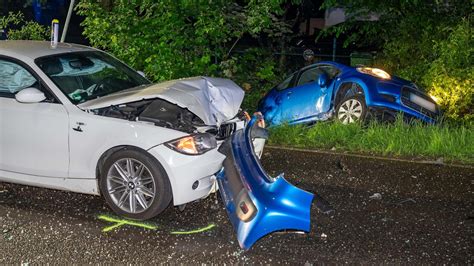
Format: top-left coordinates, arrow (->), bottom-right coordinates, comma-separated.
265,145 -> 474,169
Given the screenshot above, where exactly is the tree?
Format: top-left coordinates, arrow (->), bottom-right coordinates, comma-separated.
320,0 -> 472,121
0,12 -> 49,40
77,0 -> 299,81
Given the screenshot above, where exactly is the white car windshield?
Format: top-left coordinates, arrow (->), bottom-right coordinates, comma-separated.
35,51 -> 150,104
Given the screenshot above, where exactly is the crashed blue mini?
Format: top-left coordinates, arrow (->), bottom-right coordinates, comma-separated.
258,61 -> 440,125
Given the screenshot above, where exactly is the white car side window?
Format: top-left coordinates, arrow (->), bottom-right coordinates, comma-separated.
0,59 -> 37,96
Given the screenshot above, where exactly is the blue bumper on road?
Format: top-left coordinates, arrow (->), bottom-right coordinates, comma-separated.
217,118 -> 314,250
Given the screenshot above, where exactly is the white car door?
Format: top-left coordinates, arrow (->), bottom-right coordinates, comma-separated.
0,58 -> 69,178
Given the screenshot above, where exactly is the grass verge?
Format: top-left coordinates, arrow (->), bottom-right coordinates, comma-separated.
267,119 -> 474,164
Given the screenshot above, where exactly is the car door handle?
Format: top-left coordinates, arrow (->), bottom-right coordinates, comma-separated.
287,91 -> 292,95
73,122 -> 85,132
72,126 -> 82,132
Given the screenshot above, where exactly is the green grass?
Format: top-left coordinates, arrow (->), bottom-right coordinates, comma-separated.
267,119 -> 474,164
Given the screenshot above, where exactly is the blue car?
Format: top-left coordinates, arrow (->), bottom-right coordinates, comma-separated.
258,61 -> 440,125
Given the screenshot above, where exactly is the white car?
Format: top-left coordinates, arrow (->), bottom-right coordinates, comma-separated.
0,41 -> 249,220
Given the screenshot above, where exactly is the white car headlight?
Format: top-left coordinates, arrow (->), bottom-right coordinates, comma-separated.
165,133 -> 217,155
357,67 -> 391,79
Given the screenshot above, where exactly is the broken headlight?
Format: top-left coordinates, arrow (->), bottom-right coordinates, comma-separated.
165,133 -> 217,155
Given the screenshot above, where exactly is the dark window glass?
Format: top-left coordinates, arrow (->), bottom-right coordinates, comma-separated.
297,67 -> 323,86
297,65 -> 341,87
36,51 -> 150,104
275,74 -> 295,91
319,65 -> 340,78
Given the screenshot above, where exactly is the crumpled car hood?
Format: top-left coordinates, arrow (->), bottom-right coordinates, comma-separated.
78,76 -> 245,126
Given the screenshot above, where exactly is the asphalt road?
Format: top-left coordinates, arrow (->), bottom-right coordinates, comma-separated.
1,147 -> 472,263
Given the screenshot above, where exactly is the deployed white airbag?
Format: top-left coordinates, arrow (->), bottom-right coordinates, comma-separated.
0,60 -> 36,93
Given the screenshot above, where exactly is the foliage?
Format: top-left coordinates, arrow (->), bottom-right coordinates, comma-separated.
78,0 -> 471,121
77,0 -> 295,82
0,12 -> 49,40
268,118 -> 474,164
321,0 -> 472,121
423,19 -> 473,122
220,48 -> 281,111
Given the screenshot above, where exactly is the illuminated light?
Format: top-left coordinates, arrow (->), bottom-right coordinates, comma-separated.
357,67 -> 391,79
165,133 -> 216,155
170,224 -> 216,235
371,68 -> 391,79
176,136 -> 198,154
429,94 -> 440,103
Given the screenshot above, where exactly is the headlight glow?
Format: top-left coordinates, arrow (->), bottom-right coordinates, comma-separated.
165,133 -> 217,155
357,67 -> 391,79
429,94 -> 440,103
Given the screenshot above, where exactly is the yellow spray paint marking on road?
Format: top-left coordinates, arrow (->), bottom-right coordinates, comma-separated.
97,215 -> 158,232
97,214 -> 216,235
170,224 -> 216,235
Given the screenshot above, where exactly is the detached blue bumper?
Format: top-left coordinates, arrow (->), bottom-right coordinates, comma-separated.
217,119 -> 314,250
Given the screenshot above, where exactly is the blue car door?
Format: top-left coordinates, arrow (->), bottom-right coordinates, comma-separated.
279,66 -> 332,123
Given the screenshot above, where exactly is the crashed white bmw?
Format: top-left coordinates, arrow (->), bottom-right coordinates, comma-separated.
0,41 -> 249,220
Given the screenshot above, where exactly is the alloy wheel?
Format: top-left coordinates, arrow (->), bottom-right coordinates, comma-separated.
337,99 -> 363,124
106,158 -> 156,214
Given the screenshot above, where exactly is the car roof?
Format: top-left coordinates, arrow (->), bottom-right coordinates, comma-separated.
0,40 -> 98,60
300,61 -> 351,72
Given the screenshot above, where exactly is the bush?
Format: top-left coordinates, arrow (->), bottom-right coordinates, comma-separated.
0,12 -> 49,40
76,1 -> 293,83
76,1 -> 298,113
220,48 -> 281,111
423,19 -> 473,122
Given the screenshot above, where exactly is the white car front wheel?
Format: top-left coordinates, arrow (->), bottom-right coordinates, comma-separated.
100,149 -> 172,220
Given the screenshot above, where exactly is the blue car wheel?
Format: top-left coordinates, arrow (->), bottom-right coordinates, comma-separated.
335,94 -> 367,124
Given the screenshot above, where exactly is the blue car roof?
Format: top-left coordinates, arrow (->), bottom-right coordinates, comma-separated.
301,61 -> 352,72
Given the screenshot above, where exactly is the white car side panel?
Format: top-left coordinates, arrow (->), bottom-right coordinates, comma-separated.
0,98 -> 69,177
0,169 -> 98,195
66,107 -> 189,179
147,144 -> 225,205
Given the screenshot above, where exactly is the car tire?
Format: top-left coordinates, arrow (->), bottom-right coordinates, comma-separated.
100,148 -> 172,220
335,94 -> 367,124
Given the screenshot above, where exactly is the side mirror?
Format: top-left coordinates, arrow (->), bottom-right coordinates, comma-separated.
15,87 -> 46,103
318,73 -> 330,88
137,70 -> 146,78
